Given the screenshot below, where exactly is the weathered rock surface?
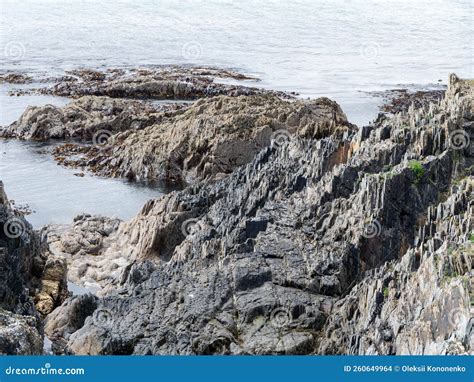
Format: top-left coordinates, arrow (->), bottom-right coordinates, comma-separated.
16,66 -> 289,100
374,88 -> 446,114
54,95 -> 352,183
0,72 -> 32,84
44,293 -> 99,354
41,214 -> 122,291
2,73 -> 472,355
43,74 -> 472,355
318,179 -> 472,355
0,96 -> 184,140
0,308 -> 43,355
0,182 -> 69,354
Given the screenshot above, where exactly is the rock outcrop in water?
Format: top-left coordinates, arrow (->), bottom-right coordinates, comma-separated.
1,73 -> 472,355
37,74 -> 473,355
12,66 -> 290,100
54,95 -> 352,183
0,96 -> 185,140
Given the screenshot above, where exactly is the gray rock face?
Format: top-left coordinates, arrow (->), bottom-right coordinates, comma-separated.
318,179 -> 472,355
46,75 -> 472,355
0,183 -> 69,354
0,182 -> 37,315
0,308 -> 43,355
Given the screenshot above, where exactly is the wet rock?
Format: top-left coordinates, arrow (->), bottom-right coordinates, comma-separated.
375,88 -> 446,114
0,72 -> 32,84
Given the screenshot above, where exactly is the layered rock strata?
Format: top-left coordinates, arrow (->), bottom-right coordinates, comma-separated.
51,95 -> 352,184
41,74 -> 472,355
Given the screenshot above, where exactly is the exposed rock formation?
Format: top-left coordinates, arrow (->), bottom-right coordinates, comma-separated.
376,88 -> 446,114
42,74 -> 472,355
0,72 -> 32,84
41,214 -> 122,291
0,182 -> 68,354
2,72 -> 472,355
53,95 -> 352,183
44,293 -> 99,354
318,179 -> 472,355
0,96 -> 184,140
14,66 -> 289,100
0,309 -> 43,354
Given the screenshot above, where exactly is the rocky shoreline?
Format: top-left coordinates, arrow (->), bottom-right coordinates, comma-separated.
0,70 -> 472,355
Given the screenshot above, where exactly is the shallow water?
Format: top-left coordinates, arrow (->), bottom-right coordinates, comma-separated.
0,83 -> 70,126
0,139 -> 163,227
68,281 -> 99,296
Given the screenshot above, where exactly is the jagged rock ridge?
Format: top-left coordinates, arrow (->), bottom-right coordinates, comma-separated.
42,75 -> 473,355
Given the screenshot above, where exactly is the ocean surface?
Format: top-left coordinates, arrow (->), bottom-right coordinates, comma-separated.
0,0 -> 472,226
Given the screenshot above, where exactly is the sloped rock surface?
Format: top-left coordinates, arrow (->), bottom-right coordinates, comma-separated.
0,183 -> 69,354
59,94 -> 352,183
51,75 -> 473,355
41,214 -> 122,291
0,182 -> 38,315
318,179 -> 473,355
0,96 -> 178,140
